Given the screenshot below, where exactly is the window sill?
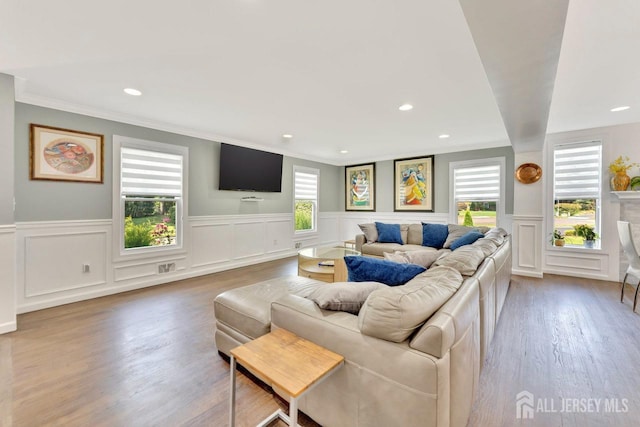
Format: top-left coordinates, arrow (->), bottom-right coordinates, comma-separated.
294,230 -> 318,240
547,244 -> 602,254
114,245 -> 187,264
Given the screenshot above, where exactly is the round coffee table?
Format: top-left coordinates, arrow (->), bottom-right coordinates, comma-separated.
297,246 -> 360,283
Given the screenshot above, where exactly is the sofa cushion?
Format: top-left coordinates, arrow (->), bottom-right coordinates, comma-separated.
483,227 -> 508,245
433,245 -> 485,276
375,222 -> 403,244
361,243 -> 424,257
421,223 -> 448,248
344,256 -> 426,286
358,266 -> 463,342
358,223 -> 378,243
407,224 -> 423,245
472,238 -> 499,256
213,276 -> 325,340
399,224 -> 409,244
449,231 -> 485,250
383,248 -> 449,268
443,224 -> 479,248
305,281 -> 388,314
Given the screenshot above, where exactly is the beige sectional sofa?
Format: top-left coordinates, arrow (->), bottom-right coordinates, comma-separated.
355,223 -> 490,257
214,227 -> 511,427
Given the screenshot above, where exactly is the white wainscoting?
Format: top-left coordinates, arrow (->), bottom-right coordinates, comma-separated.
511,215 -> 543,278
16,220 -> 113,313
543,247 -> 611,280
13,211 -> 518,314
15,213 -> 345,313
0,225 -> 17,334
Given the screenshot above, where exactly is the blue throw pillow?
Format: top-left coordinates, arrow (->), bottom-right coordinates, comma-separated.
375,222 -> 403,244
421,223 -> 449,249
450,231 -> 485,250
344,256 -> 426,286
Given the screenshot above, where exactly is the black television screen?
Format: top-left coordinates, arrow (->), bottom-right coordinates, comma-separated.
218,143 -> 283,192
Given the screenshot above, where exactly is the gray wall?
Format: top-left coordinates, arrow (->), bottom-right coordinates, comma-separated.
341,146 -> 515,213
14,103 -> 340,221
0,74 -> 15,225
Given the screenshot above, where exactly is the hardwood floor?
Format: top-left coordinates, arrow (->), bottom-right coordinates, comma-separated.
1,260 -> 639,426
0,257 -> 312,427
468,274 -> 640,427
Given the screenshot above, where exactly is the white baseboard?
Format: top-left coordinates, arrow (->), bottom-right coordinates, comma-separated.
0,321 -> 17,334
512,269 -> 544,279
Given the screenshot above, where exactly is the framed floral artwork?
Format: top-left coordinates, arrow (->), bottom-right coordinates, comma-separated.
30,124 -> 104,183
394,155 -> 434,212
345,163 -> 375,211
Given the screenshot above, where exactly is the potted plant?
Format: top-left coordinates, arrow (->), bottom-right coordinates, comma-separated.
573,224 -> 599,248
609,155 -> 639,191
550,229 -> 565,246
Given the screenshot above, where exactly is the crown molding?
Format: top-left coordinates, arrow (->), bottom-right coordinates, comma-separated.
14,78 -> 343,166
13,79 -> 512,167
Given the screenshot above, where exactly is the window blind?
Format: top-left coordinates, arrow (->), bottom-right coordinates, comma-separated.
294,170 -> 318,201
553,142 -> 601,199
454,164 -> 500,201
121,147 -> 183,197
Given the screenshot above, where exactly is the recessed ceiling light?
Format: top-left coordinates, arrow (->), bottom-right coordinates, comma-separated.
340,150 -> 349,154
124,88 -> 142,96
439,134 -> 450,139
282,134 -> 293,139
610,106 -> 630,112
398,104 -> 413,111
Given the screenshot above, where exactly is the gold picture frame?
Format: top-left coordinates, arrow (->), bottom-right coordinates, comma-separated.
345,163 -> 375,211
30,124 -> 104,183
394,155 -> 434,212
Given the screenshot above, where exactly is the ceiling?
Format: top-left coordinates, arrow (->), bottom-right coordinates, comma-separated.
1,0 -> 639,165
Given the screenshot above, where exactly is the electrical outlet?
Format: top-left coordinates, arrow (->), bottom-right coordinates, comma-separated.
295,242 -> 302,249
273,239 -> 278,246
158,263 -> 176,274
82,264 -> 90,273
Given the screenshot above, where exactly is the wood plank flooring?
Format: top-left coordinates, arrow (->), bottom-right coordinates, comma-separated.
1,259 -> 639,426
468,274 -> 640,427
0,258 -> 312,427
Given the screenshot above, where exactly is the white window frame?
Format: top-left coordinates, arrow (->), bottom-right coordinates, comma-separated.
112,135 -> 188,261
548,139 -> 602,250
448,157 -> 506,227
293,165 -> 319,235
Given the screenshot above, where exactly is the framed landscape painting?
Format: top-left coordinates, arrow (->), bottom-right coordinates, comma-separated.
394,155 -> 434,212
30,124 -> 104,183
345,163 -> 375,211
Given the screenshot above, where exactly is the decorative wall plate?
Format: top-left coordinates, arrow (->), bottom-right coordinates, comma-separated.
515,163 -> 542,184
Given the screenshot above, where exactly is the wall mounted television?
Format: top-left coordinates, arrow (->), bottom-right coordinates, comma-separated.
218,143 -> 283,192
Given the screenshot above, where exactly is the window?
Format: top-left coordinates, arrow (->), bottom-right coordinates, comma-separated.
113,136 -> 188,256
552,141 -> 602,248
294,166 -> 319,233
450,158 -> 505,228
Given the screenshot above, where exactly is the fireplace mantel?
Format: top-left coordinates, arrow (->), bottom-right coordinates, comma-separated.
612,191 -> 640,200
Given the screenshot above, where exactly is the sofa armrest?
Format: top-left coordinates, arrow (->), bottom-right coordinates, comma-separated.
410,276 -> 479,358
355,234 -> 366,252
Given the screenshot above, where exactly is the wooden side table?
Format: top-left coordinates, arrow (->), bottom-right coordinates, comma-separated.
229,328 -> 344,427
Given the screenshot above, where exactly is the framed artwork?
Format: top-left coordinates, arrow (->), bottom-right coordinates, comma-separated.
394,155 -> 434,212
30,124 -> 104,183
345,163 -> 375,211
